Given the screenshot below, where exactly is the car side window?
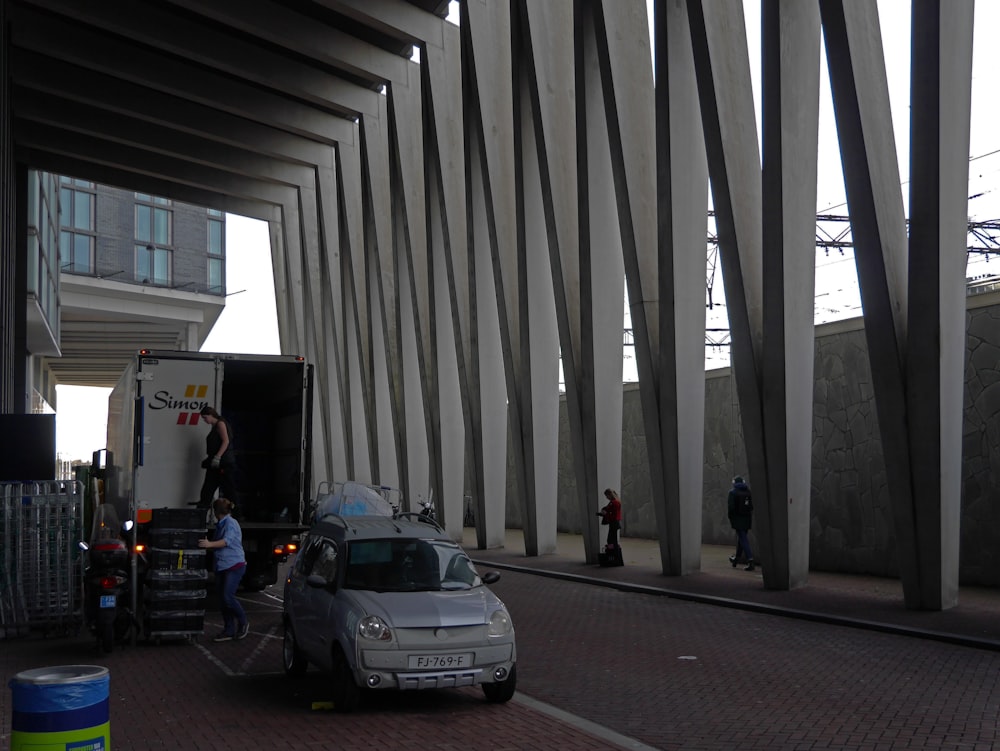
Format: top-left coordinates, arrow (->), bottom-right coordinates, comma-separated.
295,535 -> 322,576
313,539 -> 339,583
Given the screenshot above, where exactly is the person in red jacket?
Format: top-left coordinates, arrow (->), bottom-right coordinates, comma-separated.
597,488 -> 622,548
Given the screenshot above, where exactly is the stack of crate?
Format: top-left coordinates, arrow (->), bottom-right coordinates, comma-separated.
143,508 -> 207,642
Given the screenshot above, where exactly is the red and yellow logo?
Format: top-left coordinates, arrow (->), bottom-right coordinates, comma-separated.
169,384 -> 209,425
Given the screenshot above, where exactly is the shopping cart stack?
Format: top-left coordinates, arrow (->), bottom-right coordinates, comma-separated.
0,481 -> 82,639
143,508 -> 207,643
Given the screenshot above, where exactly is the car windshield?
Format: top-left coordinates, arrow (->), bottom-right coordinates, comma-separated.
344,538 -> 482,592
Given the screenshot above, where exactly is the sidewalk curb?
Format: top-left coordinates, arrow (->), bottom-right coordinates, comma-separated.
473,558 -> 1000,653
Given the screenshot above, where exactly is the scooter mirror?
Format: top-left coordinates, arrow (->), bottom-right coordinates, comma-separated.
78,541 -> 90,552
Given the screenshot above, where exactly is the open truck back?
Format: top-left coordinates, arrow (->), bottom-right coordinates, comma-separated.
104,349 -> 313,590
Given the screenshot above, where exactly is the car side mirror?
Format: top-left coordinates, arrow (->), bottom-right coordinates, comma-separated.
482,571 -> 500,585
306,573 -> 332,590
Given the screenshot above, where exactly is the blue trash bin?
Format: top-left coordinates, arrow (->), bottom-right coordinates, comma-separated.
9,665 -> 110,751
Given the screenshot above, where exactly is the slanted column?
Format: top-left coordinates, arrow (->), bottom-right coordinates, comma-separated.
462,0 -> 514,550
759,0 -> 821,590
905,0 -> 974,610
687,0 -> 767,575
821,0 -> 915,605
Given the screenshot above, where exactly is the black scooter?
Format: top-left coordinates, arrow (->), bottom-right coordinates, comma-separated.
79,504 -> 135,653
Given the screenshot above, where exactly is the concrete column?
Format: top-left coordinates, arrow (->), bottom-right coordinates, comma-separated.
463,0 -> 514,550
583,3 -> 625,560
687,0 -> 767,573
362,100 -> 401,488
389,60 -> 431,508
654,0 -> 709,575
517,0 -> 577,557
759,0 -> 821,589
337,138 -> 375,483
905,0 -> 974,610
820,0 -> 915,604
300,181 -> 347,487
424,21 -> 468,536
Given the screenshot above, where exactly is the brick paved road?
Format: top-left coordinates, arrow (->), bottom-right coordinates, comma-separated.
3,568 -> 999,750
491,571 -> 1000,750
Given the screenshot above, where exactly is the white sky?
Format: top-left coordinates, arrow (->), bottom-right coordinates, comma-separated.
57,1 -> 1000,459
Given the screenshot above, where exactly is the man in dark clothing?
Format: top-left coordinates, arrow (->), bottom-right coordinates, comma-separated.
727,476 -> 755,571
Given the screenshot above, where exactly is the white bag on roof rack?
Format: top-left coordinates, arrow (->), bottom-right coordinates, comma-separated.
315,481 -> 397,520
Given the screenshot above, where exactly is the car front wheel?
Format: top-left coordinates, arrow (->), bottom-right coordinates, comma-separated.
482,663 -> 517,703
282,623 -> 308,676
331,646 -> 361,712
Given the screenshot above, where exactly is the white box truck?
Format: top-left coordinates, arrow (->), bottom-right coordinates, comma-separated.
104,349 -> 313,590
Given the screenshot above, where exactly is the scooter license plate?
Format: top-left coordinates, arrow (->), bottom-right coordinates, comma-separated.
99,595 -> 117,608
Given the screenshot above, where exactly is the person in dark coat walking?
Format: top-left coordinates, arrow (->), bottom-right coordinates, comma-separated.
727,476 -> 755,571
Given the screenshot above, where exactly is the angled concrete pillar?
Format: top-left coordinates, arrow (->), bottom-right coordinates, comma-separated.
306,167 -> 347,487
517,0 -> 577,557
905,0 -> 974,610
820,0 -> 916,604
594,0 -> 665,565
388,62 -> 432,507
759,0 -> 821,589
337,140 -> 374,482
361,102 -> 401,488
582,2 -> 627,563
652,0 -> 709,575
268,218 -> 296,354
424,20 -> 468,537
687,0 -> 767,573
463,0 -> 514,550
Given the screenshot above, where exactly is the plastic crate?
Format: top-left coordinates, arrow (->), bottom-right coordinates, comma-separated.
148,527 -> 207,550
145,568 -> 209,590
147,547 -> 207,571
150,508 -> 207,530
145,610 -> 205,635
144,587 -> 207,603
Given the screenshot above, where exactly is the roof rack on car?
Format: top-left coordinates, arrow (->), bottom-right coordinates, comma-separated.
392,511 -> 445,534
316,512 -> 404,536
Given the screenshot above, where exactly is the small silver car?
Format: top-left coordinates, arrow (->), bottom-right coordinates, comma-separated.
282,513 -> 517,711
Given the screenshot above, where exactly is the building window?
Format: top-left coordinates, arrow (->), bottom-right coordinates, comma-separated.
59,179 -> 96,274
135,199 -> 173,285
208,213 -> 224,294
135,193 -> 171,206
135,242 -> 173,286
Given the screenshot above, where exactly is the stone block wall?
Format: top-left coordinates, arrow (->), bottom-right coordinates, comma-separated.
505,290 -> 1000,586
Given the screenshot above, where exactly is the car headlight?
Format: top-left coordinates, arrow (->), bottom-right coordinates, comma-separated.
488,610 -> 512,637
358,615 -> 392,641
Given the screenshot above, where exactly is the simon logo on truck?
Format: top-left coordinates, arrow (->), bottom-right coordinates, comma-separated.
148,384 -> 210,425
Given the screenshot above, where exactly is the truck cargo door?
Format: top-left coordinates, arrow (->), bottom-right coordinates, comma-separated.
134,356 -> 219,512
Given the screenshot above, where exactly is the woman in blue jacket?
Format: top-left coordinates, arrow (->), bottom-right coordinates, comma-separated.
198,497 -> 249,641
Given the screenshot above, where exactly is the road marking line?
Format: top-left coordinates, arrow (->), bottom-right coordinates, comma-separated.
195,642 -> 240,676
513,693 -> 660,751
240,623 -> 279,673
